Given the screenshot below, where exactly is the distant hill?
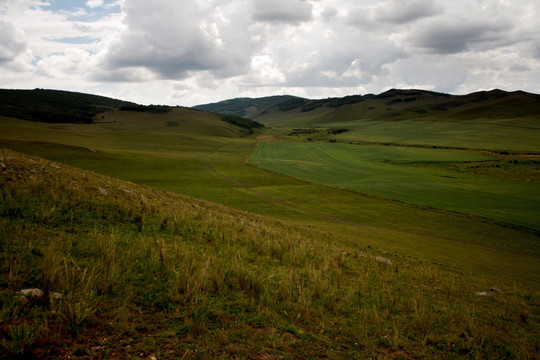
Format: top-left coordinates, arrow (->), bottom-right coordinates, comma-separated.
194,89 -> 540,126
193,95 -> 305,118
0,88 -> 135,124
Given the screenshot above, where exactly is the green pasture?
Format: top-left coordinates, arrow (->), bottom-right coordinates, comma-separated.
1,114 -> 539,285
250,142 -> 540,230
336,119 -> 540,152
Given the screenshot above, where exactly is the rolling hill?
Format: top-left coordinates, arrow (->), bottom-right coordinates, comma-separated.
0,88 -> 136,124
193,95 -> 304,118
0,88 -> 539,358
193,89 -> 540,127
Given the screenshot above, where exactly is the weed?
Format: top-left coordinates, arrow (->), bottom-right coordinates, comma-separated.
1,320 -> 44,357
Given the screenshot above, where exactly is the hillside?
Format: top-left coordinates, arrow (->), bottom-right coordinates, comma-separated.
1,148 -> 538,359
0,89 -> 136,124
193,89 -> 540,127
193,95 -> 305,118
1,88 -> 539,358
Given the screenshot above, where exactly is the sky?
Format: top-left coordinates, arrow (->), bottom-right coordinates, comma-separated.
1,0 -> 539,106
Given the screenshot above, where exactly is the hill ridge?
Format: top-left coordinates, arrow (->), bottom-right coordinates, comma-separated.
193,88 -> 540,124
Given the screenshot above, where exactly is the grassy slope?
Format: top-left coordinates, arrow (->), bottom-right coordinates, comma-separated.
1,148 -> 539,359
0,88 -> 134,124
254,89 -> 540,128
1,113 -> 539,286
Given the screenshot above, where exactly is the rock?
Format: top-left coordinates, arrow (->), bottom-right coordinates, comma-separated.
122,189 -> 136,196
98,187 -> 108,196
375,256 -> 393,266
17,288 -> 62,301
50,292 -> 62,300
475,291 -> 489,296
19,288 -> 44,298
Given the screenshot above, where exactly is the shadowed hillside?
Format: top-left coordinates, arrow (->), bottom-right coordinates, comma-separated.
0,89 -> 135,124
193,95 -> 305,118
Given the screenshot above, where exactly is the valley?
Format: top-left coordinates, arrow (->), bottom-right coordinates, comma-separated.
0,88 -> 539,359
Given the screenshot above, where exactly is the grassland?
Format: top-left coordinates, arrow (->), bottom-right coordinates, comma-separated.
335,118 -> 540,152
1,148 -> 539,359
250,142 -> 540,230
1,91 -> 539,358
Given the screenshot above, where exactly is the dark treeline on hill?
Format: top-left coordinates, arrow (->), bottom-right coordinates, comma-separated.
0,88 -> 134,124
216,113 -> 265,132
119,104 -> 172,113
193,95 -> 304,118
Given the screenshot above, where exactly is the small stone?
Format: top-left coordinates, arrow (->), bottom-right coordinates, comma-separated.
98,187 -> 108,196
375,256 -> 393,266
19,288 -> 44,298
475,291 -> 489,296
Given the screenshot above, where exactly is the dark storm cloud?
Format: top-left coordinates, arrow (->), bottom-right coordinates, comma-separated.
374,0 -> 441,24
410,19 -> 512,54
252,0 -> 313,24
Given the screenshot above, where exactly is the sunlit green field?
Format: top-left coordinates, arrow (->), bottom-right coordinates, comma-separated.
250,142 -> 540,230
335,118 -> 540,151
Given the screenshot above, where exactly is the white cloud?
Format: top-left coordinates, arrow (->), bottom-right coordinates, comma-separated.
86,0 -> 105,8
0,19 -> 27,63
0,0 -> 539,106
97,0 -> 261,80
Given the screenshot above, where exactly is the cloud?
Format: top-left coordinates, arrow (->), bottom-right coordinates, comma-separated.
409,19 -> 512,54
86,0 -> 105,8
374,0 -> 441,24
35,47 -> 95,77
98,0 -> 261,80
1,0 -> 540,106
252,0 -> 313,24
320,7 -> 338,21
394,57 -> 467,93
0,20 -> 27,63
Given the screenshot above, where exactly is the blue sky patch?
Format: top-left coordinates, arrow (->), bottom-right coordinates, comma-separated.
50,36 -> 98,44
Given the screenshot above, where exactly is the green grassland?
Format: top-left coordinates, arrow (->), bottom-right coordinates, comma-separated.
0,109 -> 538,281
250,142 -> 540,230
1,148 -> 539,359
335,118 -> 540,152
1,90 -> 540,358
